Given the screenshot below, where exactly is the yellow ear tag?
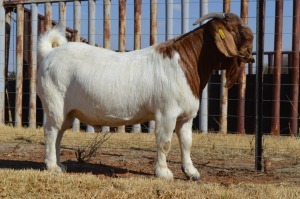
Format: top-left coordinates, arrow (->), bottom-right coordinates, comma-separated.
218,29 -> 225,40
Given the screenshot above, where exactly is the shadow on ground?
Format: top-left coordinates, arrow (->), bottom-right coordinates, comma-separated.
0,159 -> 152,177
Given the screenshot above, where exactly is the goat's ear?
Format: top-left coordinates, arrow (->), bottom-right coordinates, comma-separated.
211,23 -> 239,57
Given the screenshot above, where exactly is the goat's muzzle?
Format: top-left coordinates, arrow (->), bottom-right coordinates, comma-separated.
239,52 -> 255,63
244,55 -> 255,63
248,55 -> 255,63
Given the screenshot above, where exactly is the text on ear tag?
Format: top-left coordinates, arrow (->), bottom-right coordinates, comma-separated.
218,29 -> 225,40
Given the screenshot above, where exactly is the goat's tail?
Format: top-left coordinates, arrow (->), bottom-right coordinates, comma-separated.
38,26 -> 68,62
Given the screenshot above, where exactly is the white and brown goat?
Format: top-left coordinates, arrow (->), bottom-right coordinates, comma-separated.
37,12 -> 254,180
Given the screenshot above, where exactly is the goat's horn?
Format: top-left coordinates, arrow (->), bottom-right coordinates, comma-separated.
193,12 -> 226,26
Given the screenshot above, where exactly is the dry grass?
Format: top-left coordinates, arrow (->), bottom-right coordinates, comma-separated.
0,169 -> 300,199
0,125 -> 300,198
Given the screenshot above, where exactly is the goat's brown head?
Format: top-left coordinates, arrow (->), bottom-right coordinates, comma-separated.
194,13 -> 255,88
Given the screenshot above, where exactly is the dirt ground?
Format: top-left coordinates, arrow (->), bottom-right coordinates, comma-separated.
1,135 -> 299,185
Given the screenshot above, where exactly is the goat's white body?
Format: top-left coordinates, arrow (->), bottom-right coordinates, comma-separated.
38,42 -> 199,127
38,27 -> 200,180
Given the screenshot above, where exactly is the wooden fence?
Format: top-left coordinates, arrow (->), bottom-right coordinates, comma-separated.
0,0 -> 300,135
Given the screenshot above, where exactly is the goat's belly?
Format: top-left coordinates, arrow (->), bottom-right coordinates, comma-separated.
69,108 -> 154,127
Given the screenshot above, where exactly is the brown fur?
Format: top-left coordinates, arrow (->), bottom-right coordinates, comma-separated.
155,13 -> 254,100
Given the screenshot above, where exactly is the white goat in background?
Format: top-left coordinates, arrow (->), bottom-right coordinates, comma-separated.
37,12 -> 254,180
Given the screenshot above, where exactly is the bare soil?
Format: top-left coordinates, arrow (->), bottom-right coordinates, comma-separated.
1,133 -> 299,185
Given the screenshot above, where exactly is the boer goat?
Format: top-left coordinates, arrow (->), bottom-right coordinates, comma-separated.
37,12 -> 254,181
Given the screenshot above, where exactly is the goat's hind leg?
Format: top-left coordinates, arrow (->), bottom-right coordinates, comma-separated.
55,117 -> 74,171
44,113 -> 73,173
176,119 -> 200,181
44,123 -> 63,172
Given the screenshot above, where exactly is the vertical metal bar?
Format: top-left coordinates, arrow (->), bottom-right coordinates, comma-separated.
289,0 -> 300,135
29,3 -> 38,128
181,0 -> 189,34
148,0 -> 157,133
15,5 -> 24,128
219,0 -> 230,134
104,0 -> 111,49
119,0 -> 126,52
268,54 -> 274,74
199,0 -> 208,133
271,0 -> 283,136
255,0 -> 265,172
132,0 -> 142,132
45,2 -> 52,31
72,0 -> 81,132
87,0 -> 96,133
0,0 -> 5,124
237,0 -> 248,134
101,0 -> 112,132
165,0 -> 173,40
59,2 -> 66,31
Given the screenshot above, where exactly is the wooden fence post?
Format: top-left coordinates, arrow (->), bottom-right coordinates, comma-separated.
0,0 -> 5,125
271,0 -> 283,135
220,0 -> 230,134
100,0 -> 112,133
148,0 -> 157,133
103,0 -> 111,49
117,0 -> 126,132
87,0 -> 96,133
289,0 -> 300,135
132,0 -> 142,132
72,0 -> 81,132
199,0 -> 208,133
237,0 -> 249,134
15,4 -> 24,128
29,3 -> 38,128
165,0 -> 173,40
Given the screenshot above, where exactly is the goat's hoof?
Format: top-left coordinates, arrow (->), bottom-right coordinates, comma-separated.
45,162 -> 66,173
155,167 -> 174,180
57,162 -> 66,172
181,166 -> 200,181
190,174 -> 200,181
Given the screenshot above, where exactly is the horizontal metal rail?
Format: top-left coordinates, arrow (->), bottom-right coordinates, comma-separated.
3,0 -> 86,6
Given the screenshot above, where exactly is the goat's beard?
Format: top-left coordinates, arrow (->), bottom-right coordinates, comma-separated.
224,58 -> 243,88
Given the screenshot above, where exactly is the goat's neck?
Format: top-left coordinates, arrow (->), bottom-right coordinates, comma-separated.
174,27 -> 221,99
155,27 -> 221,100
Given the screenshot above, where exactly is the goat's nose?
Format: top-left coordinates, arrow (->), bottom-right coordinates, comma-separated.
248,56 -> 255,63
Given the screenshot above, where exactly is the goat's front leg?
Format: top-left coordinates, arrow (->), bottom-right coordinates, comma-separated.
154,116 -> 177,180
176,119 -> 200,181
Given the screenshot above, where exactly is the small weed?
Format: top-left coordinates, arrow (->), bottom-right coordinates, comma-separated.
249,136 -> 255,154
13,135 -> 36,151
75,133 -> 112,163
